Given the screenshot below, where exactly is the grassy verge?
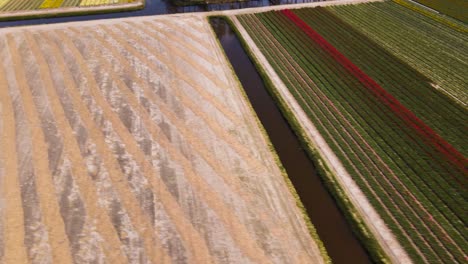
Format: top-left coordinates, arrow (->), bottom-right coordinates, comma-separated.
0,1 -> 144,22
207,15 -> 331,264
210,14 -> 391,264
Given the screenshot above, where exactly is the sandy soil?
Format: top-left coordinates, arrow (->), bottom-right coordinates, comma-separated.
229,9 -> 413,264
0,14 -> 324,264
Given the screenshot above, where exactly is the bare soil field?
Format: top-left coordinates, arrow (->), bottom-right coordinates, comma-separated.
0,15 -> 325,264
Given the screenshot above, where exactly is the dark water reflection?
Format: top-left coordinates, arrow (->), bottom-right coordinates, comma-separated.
0,0 -> 325,28
209,17 -> 373,264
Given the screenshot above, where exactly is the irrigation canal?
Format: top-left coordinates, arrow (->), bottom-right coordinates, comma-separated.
0,0 -> 326,28
210,17 -> 372,264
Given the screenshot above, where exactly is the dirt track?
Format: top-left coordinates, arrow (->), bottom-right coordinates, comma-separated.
0,15 -> 324,264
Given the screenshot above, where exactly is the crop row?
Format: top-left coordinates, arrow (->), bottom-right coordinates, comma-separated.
0,0 -> 132,11
238,7 -> 467,263
293,7 -> 467,164
280,9 -> 466,260
411,0 -> 467,22
392,0 -> 467,32
285,8 -> 466,171
280,6 -> 463,221
238,13 -> 436,261
327,1 -> 468,104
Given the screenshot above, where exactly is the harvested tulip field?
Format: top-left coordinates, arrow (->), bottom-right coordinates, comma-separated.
0,15 -> 326,263
236,1 -> 467,263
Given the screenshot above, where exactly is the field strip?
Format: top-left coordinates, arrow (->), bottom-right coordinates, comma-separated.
252,13 -> 454,260
308,8 -> 463,159
327,3 -> 468,106
243,8 -> 466,258
431,83 -> 466,107
111,24 -> 229,91
244,15 -> 429,261
23,31 -> 128,264
230,15 -> 413,263
134,21 -> 219,68
157,24 -> 219,66
280,8 -> 466,251
211,0 -> 385,16
75,26 -> 275,264
51,29 -> 216,264
61,0 -> 81,7
26,31 -> 170,264
1,47 -> 51,262
102,24 -> 269,173
85,24 -> 243,130
139,20 -> 218,64
83,27 -> 266,181
280,7 -> 464,250
177,17 -> 207,34
87,24 -> 274,196
0,51 -> 30,264
39,0 -> 66,9
46,28 -> 215,261
0,1 -> 143,22
0,0 -> 10,9
89,22 -> 244,128
5,34 -> 75,264
154,19 -> 214,51
80,28 -> 312,260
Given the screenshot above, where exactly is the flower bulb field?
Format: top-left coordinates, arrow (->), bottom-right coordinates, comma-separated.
0,0 -> 136,10
0,0 -> 143,21
0,15 -> 325,263
236,1 -> 467,263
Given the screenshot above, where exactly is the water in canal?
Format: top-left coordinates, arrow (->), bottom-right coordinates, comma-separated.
209,17 -> 372,264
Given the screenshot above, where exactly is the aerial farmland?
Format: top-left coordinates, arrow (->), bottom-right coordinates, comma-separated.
235,0 -> 467,263
0,0 -> 466,263
0,14 -> 329,263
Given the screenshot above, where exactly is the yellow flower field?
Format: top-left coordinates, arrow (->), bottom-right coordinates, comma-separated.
0,0 -> 136,12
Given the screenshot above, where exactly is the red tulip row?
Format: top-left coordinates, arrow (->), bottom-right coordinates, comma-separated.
281,9 -> 467,174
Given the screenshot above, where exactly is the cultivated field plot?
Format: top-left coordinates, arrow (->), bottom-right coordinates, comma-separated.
0,0 -> 136,11
237,1 -> 467,263
330,0 -> 468,105
411,0 -> 467,22
0,15 -> 324,263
